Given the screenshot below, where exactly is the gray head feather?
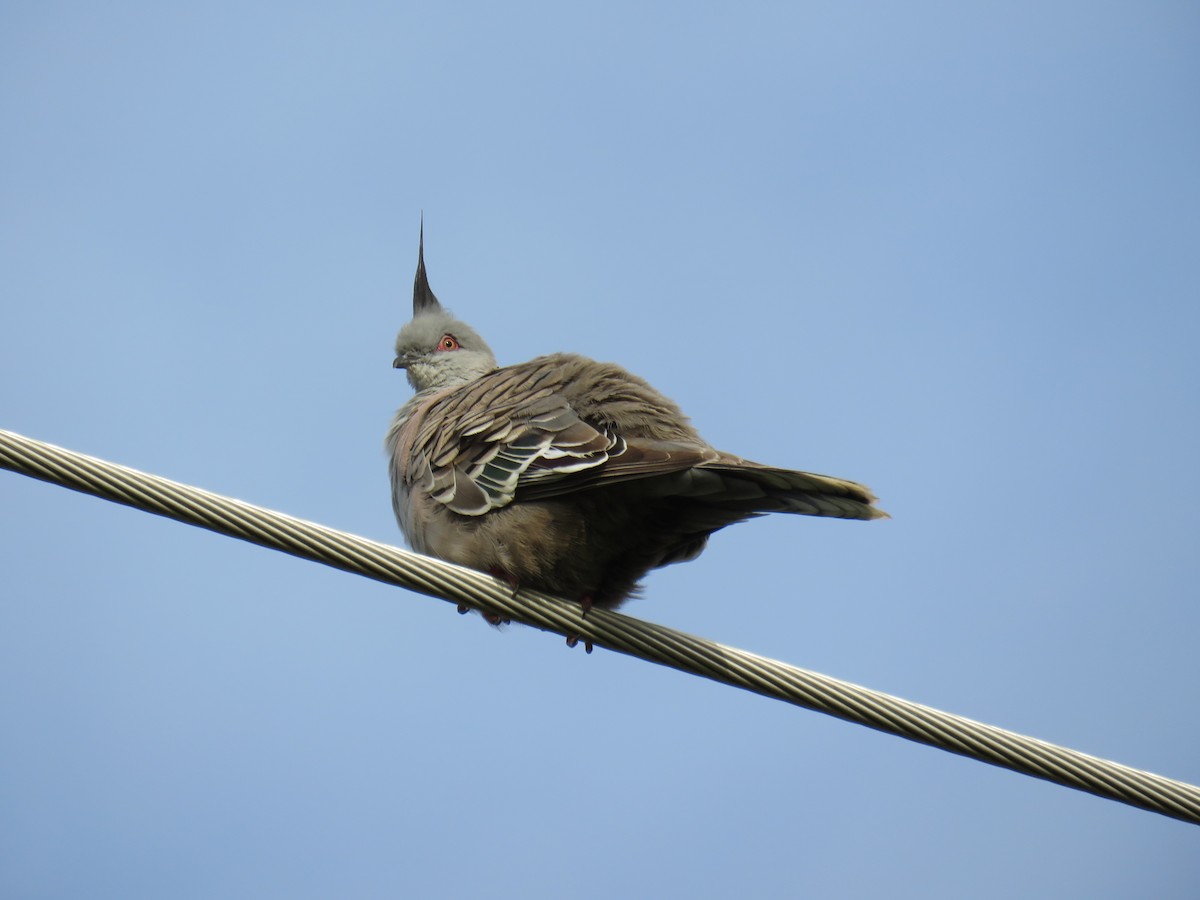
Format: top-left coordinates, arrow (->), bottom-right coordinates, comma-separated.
393,223 -> 498,392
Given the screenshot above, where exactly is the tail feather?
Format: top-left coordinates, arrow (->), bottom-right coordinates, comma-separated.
693,460 -> 887,521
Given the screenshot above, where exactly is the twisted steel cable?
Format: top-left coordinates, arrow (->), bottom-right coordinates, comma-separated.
2,426 -> 1197,825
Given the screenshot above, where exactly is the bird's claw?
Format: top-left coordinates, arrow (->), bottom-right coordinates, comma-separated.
488,566 -> 521,598
565,634 -> 594,654
455,602 -> 509,625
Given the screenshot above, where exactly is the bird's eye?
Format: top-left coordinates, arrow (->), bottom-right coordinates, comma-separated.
437,335 -> 460,352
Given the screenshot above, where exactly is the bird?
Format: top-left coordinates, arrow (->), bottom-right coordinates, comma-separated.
386,226 -> 885,643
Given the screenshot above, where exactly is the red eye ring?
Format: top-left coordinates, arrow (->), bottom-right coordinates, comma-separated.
437,334 -> 460,352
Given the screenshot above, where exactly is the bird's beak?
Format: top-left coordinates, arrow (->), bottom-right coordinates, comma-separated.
392,356 -> 408,369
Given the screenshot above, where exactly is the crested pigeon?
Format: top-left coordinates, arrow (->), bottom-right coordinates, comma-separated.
387,228 -> 885,625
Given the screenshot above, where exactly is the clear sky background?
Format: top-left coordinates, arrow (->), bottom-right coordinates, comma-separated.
2,3 -> 1198,898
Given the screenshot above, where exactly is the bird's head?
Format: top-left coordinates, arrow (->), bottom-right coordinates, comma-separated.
393,223 -> 498,392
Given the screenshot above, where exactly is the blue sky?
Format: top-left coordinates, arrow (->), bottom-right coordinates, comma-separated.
2,3 -> 1198,897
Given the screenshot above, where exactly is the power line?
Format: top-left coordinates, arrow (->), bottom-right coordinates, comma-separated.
2,426 -> 1197,825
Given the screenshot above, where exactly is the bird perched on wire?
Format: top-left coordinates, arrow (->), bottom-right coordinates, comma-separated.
387,227 -> 885,639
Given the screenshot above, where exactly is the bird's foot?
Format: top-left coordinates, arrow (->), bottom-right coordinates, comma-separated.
456,602 -> 509,626
471,566 -> 518,625
565,594 -> 596,651
488,566 -> 521,594
565,634 -> 594,654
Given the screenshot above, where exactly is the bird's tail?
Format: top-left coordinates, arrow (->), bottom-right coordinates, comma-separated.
684,458 -> 887,521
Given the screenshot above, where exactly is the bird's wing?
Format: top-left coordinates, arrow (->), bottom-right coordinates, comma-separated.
401,353 -> 885,521
401,356 -> 713,516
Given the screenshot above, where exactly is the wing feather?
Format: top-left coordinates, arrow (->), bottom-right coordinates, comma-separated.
395,353 -> 884,521
398,355 -> 704,515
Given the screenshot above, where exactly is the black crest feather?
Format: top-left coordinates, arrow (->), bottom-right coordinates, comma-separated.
413,217 -> 442,317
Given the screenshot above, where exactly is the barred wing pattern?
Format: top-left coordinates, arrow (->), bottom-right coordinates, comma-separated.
391,353 -> 884,522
